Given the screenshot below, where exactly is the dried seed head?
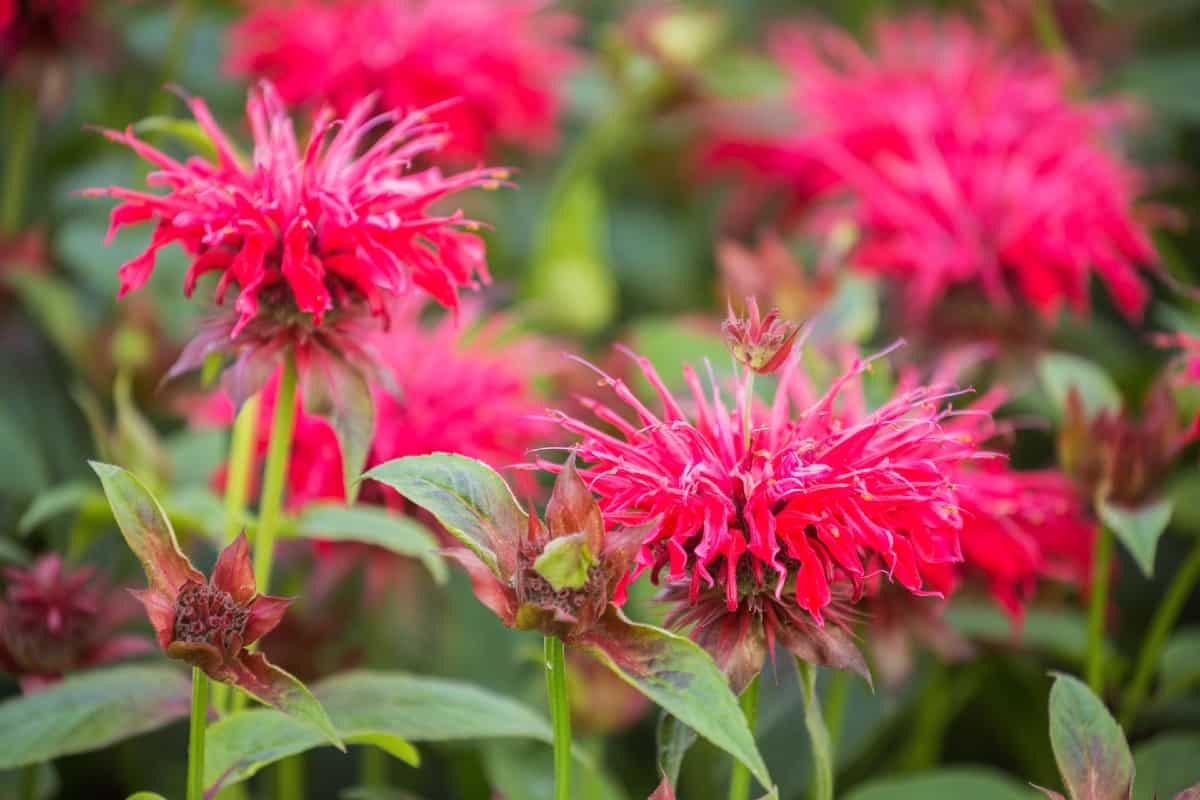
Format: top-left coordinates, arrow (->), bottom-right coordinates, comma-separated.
173,582 -> 250,654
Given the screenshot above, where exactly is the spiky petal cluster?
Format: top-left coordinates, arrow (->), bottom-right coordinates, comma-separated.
86,81 -> 505,340
226,0 -> 577,160
550,344 -> 984,623
0,555 -> 152,691
721,298 -> 800,375
708,15 -> 1159,323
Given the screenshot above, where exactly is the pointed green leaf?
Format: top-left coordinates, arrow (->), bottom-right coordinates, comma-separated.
656,712 -> 697,787
0,666 -> 191,769
228,654 -> 345,753
89,461 -> 203,595
533,533 -> 596,591
1132,734 -> 1200,800
579,608 -> 771,790
18,481 -> 92,536
292,503 -> 448,584
1038,352 -> 1122,420
946,603 -> 1118,667
1160,628 -> 1200,698
1048,672 -> 1134,800
126,793 -> 168,800
844,768 -> 1035,800
206,670 -> 554,793
133,116 -> 220,161
364,454 -> 528,575
1098,498 -> 1174,578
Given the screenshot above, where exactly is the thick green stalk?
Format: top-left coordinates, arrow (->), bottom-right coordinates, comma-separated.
224,394 -> 260,543
361,747 -> 388,789
255,352 -> 298,592
1121,539 -> 1200,726
2,90 -> 36,235
545,637 -> 571,800
187,668 -> 209,800
742,370 -> 755,453
727,674 -> 761,800
19,764 -> 37,800
275,757 -> 304,800
1086,524 -> 1114,693
823,668 -> 850,765
797,660 -> 834,800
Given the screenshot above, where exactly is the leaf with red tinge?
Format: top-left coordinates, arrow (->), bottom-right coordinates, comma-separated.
1048,672 -> 1133,800
1174,785 -> 1200,800
364,453 -> 528,576
578,607 -> 772,791
223,652 -> 344,752
90,462 -> 203,595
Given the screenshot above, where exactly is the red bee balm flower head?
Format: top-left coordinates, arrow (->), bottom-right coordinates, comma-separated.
86,81 -> 507,399
708,15 -> 1161,325
227,0 -> 578,160
546,344 -> 988,687
0,555 -> 153,692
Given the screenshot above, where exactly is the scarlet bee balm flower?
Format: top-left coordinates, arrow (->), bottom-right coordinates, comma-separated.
86,81 -> 505,384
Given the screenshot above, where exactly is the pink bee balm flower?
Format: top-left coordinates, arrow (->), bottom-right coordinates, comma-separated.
0,555 -> 153,692
544,342 -> 988,685
226,0 -> 578,160
708,15 -> 1161,323
87,81 -> 505,336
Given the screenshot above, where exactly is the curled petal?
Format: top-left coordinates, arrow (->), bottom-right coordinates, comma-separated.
243,594 -> 293,646
444,548 -> 518,627
166,639 -> 223,674
210,532 -> 257,604
546,454 -> 605,557
128,587 -> 177,651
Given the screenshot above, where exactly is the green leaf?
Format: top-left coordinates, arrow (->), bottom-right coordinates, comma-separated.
1119,54 -> 1200,123
579,607 -> 772,790
0,666 -> 191,769
1,272 -> 90,369
1038,352 -> 1122,420
1098,498 -> 1173,578
133,115 -> 220,161
1048,672 -> 1133,800
525,176 -> 617,335
292,503 -> 447,584
1159,628 -> 1200,698
628,317 -> 731,393
363,454 -> 527,575
533,533 -> 596,591
656,712 -> 697,787
0,537 -> 28,565
0,763 -> 58,800
205,670 -> 555,792
483,740 -> 629,800
126,793 -> 169,800
946,603 -> 1118,667
1132,734 -> 1200,800
17,481 -> 92,536
844,768 -> 1035,800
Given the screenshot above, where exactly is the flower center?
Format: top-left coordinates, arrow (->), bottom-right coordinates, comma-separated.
173,583 -> 249,652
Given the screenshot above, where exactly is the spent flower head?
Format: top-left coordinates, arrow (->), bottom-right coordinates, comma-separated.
0,555 -> 152,692
722,297 -> 801,375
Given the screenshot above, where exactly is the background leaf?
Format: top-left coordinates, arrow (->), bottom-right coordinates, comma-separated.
1098,498 -> 1174,578
843,768 -> 1036,800
292,503 -> 447,584
1047,673 -> 1134,800
205,670 -> 556,791
0,666 -> 191,769
1131,734 -> 1200,800
1037,352 -> 1123,420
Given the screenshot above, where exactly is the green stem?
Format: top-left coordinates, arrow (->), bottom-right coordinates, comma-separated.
742,370 -> 755,454
1031,0 -> 1067,55
361,747 -> 388,789
797,660 -> 833,800
19,764 -> 37,800
255,352 -> 298,592
545,636 -> 571,800
1086,524 -> 1114,694
1121,539 -> 1200,726
187,668 -> 209,800
224,394 -> 260,543
823,668 -> 850,765
727,674 -> 761,800
2,90 -> 36,236
275,757 -> 304,800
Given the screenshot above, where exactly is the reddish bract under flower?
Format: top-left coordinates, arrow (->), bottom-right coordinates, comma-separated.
86,81 -> 505,339
707,15 -> 1159,323
0,555 -> 152,692
549,344 -> 984,624
721,298 -> 800,375
226,0 -> 577,160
